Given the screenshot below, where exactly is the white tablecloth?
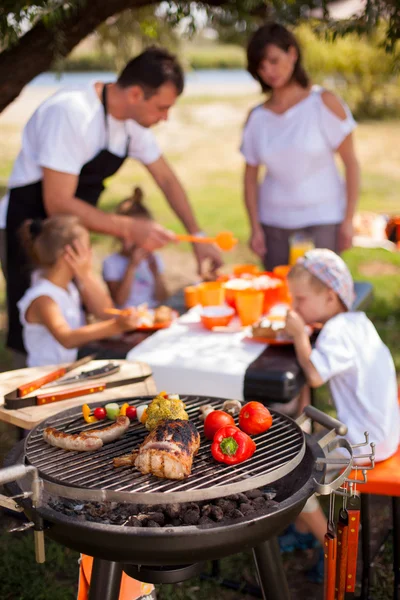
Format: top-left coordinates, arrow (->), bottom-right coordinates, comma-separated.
127,308 -> 267,400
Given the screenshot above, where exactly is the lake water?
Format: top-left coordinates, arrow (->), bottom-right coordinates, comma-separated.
29,69 -> 258,91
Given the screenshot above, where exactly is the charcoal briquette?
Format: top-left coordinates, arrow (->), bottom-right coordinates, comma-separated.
245,489 -> 263,499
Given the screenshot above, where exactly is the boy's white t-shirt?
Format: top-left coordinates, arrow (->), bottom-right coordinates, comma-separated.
102,253 -> 164,309
18,278 -> 84,367
0,83 -> 161,227
310,312 -> 399,461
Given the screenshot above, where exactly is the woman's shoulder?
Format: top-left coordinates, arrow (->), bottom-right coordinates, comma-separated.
312,86 -> 349,120
243,104 -> 266,127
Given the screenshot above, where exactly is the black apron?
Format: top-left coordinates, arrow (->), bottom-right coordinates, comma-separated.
6,85 -> 130,353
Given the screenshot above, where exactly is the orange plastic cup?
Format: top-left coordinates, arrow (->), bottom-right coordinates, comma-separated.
184,285 -> 200,309
272,265 -> 292,305
235,289 -> 264,326
198,282 -> 225,307
233,264 -> 260,278
273,265 -> 291,279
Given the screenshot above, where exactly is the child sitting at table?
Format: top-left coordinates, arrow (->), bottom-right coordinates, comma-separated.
103,187 -> 168,309
282,248 -> 400,581
18,215 -> 138,367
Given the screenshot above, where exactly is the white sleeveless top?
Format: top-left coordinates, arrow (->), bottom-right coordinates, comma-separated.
18,278 -> 84,367
240,86 -> 357,229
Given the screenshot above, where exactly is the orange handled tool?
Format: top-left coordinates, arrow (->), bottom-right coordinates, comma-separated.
335,507 -> 349,599
324,527 -> 337,600
16,354 -> 95,397
176,231 -> 238,251
346,494 -> 361,594
324,493 -> 337,600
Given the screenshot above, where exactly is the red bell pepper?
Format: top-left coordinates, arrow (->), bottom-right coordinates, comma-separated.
211,426 -> 256,465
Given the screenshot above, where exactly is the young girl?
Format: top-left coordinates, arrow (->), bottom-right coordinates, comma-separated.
283,248 -> 400,580
18,215 -> 138,367
103,187 -> 168,309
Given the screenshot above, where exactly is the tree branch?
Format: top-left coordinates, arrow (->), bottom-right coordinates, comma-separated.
0,0 -> 160,112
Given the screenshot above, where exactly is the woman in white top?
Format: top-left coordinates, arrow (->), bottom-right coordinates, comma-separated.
18,215 -> 138,367
241,23 -> 360,270
103,187 -> 168,309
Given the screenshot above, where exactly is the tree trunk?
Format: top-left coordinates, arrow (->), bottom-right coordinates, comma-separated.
0,0 -> 158,113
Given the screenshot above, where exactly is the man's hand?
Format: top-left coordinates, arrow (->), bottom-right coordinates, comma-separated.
120,217 -> 176,251
338,219 -> 353,252
63,239 -> 93,281
193,243 -> 223,279
285,309 -> 307,339
249,227 -> 266,259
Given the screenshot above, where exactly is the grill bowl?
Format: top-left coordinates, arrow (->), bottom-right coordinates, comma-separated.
6,435 -> 324,565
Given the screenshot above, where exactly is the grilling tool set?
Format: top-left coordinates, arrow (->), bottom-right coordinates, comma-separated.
4,359 -> 152,409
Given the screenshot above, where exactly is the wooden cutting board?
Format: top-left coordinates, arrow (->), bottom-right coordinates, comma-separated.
0,359 -> 156,430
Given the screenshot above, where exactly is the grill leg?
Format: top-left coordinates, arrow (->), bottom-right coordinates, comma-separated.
253,537 -> 291,600
361,494 -> 372,600
393,497 -> 400,600
88,559 -> 122,600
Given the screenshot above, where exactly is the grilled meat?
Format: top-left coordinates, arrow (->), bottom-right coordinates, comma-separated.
113,419 -> 200,479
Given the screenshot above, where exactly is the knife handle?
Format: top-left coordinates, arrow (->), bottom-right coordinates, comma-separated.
324,532 -> 337,600
335,513 -> 349,599
346,509 -> 360,593
18,368 -> 67,397
36,384 -> 106,405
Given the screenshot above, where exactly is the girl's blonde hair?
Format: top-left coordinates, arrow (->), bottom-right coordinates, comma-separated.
116,186 -> 153,220
20,215 -> 87,268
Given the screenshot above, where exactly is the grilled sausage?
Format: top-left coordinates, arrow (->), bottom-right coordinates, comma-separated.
43,416 -> 130,451
43,428 -> 103,452
85,416 -> 130,443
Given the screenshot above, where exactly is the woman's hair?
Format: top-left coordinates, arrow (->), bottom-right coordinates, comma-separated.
116,186 -> 153,220
20,215 -> 86,268
247,22 -> 310,92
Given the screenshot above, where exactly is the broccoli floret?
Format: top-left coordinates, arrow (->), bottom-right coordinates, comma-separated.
145,396 -> 189,431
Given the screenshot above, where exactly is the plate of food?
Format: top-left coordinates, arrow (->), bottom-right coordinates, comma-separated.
245,316 -> 312,345
135,305 -> 178,331
106,304 -> 178,331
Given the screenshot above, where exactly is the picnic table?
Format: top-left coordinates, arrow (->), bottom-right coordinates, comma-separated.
0,281 -> 373,436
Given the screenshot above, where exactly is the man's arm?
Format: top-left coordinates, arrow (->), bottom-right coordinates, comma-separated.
146,157 -> 223,273
145,156 -> 201,234
42,168 -> 175,250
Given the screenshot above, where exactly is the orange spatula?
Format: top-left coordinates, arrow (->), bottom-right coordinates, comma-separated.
176,231 -> 238,251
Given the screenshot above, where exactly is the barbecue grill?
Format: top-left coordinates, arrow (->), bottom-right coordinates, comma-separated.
0,394 -> 374,600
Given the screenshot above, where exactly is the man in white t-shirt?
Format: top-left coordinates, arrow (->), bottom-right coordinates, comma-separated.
1,47 -> 221,360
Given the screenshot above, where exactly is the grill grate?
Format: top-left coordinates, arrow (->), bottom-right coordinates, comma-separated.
25,395 -> 305,503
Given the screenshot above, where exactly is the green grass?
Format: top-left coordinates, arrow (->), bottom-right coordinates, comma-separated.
0,97 -> 399,599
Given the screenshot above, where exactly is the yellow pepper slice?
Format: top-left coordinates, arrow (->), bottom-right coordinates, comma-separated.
119,403 -> 129,417
82,403 -> 98,424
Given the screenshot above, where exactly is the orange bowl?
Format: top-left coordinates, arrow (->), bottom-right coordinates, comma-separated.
200,306 -> 235,330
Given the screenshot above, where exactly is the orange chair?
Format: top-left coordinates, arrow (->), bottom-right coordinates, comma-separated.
349,446 -> 400,599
